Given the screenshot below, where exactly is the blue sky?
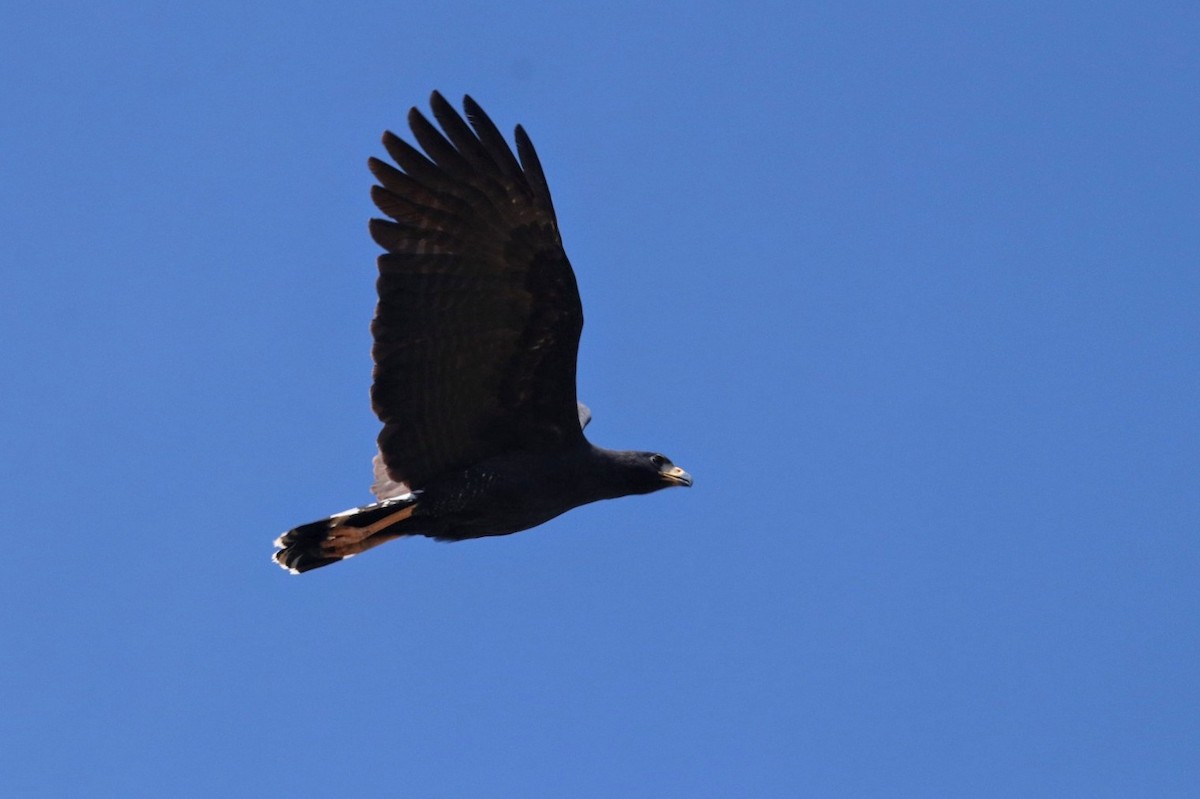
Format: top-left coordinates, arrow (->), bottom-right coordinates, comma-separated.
2,2 -> 1197,796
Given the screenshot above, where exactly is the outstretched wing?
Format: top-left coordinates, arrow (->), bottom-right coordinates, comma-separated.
368,92 -> 585,491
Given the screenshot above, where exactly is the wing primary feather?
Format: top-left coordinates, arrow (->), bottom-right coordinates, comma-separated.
407,107 -> 473,178
368,157 -> 461,214
370,185 -> 458,231
381,130 -> 446,188
428,91 -> 500,175
369,217 -> 458,254
461,95 -> 528,191
515,124 -> 558,223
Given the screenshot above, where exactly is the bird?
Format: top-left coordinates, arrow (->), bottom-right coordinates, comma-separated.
273,92 -> 691,573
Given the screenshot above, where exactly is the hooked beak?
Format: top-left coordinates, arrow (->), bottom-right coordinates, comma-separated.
660,465 -> 693,488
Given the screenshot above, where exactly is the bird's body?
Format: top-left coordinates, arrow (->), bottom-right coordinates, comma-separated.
274,93 -> 690,573
417,445 -> 683,539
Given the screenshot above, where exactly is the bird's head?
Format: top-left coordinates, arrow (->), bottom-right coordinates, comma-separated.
649,453 -> 693,488
618,451 -> 693,494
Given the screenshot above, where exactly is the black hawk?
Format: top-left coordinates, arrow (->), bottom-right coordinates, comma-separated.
274,93 -> 691,573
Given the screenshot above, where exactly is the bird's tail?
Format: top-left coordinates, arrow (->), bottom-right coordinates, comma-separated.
273,493 -> 422,574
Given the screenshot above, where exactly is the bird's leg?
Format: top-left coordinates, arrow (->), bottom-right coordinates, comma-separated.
320,504 -> 417,557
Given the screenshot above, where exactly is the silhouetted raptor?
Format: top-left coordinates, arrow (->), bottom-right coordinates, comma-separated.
274,93 -> 691,573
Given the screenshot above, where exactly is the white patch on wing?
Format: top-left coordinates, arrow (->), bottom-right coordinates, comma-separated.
371,450 -> 411,500
578,401 -> 592,430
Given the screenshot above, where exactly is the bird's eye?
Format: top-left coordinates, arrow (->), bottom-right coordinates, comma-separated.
650,454 -> 667,468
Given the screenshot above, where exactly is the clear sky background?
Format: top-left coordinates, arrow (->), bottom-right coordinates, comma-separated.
2,2 -> 1197,797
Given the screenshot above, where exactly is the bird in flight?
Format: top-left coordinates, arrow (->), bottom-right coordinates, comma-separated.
274,92 -> 691,573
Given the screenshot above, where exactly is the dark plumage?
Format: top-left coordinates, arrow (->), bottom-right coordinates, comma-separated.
274,93 -> 690,574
